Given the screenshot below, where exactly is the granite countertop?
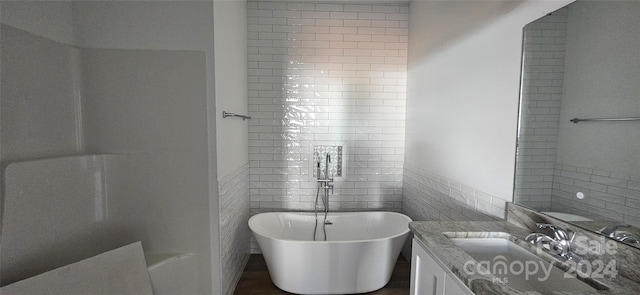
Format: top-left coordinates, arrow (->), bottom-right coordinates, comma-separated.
409,221 -> 640,295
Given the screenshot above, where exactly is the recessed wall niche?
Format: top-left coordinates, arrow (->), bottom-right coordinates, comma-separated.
313,145 -> 342,179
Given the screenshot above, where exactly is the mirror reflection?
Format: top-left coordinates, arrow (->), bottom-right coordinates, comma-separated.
514,0 -> 640,247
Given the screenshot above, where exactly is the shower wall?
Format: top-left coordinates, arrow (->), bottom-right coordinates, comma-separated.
1,24 -> 82,163
80,47 -> 211,295
1,2 -> 217,293
248,1 -> 408,213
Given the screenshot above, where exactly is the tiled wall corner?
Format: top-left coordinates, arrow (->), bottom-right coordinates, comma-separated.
514,8 -> 568,210
551,164 -> 640,226
247,1 -> 408,213
402,166 -> 506,222
219,165 -> 250,295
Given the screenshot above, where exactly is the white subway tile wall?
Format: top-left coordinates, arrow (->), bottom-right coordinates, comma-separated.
550,164 -> 640,227
248,1 -> 408,212
514,8 -> 567,210
403,166 -> 506,222
219,165 -> 250,295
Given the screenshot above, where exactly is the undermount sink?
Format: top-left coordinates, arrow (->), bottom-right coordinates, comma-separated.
448,237 -> 607,293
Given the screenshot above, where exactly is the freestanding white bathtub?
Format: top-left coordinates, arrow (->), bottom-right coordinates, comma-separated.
248,211 -> 412,294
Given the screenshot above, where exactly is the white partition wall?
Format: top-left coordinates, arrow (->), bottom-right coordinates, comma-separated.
404,0 -> 572,221
1,2 -> 220,294
81,47 -> 211,294
213,1 -> 251,293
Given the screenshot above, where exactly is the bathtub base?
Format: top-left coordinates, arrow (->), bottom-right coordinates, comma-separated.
262,240 -> 404,294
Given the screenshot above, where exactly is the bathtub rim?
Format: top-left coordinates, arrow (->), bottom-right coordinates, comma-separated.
248,211 -> 412,244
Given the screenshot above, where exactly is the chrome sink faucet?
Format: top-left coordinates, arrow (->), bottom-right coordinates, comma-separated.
599,224 -> 632,236
599,224 -> 640,244
525,223 -> 576,260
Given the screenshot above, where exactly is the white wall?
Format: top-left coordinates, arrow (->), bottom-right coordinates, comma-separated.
1,1 -> 80,164
406,0 -> 572,202
247,1 -> 408,214
1,155 -> 118,285
215,0 -> 249,176
1,2 -> 220,294
81,48 -> 211,294
73,2 -> 216,294
0,24 -> 82,163
0,1 -> 75,44
213,1 -> 251,293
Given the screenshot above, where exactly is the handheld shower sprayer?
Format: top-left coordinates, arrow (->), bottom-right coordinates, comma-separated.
313,153 -> 335,241
325,154 -> 330,179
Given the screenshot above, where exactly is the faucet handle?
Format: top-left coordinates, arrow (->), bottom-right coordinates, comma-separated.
536,223 -> 574,241
536,223 -> 554,229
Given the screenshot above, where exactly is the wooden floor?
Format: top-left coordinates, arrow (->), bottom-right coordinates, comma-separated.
233,254 -> 411,295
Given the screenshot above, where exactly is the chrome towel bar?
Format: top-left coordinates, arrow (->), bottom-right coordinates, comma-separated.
222,111 -> 251,120
570,117 -> 640,123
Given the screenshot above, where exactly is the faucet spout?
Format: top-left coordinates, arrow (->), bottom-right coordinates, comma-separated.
599,224 -> 632,236
599,224 -> 640,244
526,223 -> 576,260
537,223 -> 574,242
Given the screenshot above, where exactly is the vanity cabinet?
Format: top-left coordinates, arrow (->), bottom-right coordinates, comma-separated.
410,238 -> 473,295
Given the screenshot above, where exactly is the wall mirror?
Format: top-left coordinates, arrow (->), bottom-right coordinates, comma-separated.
514,0 -> 640,247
